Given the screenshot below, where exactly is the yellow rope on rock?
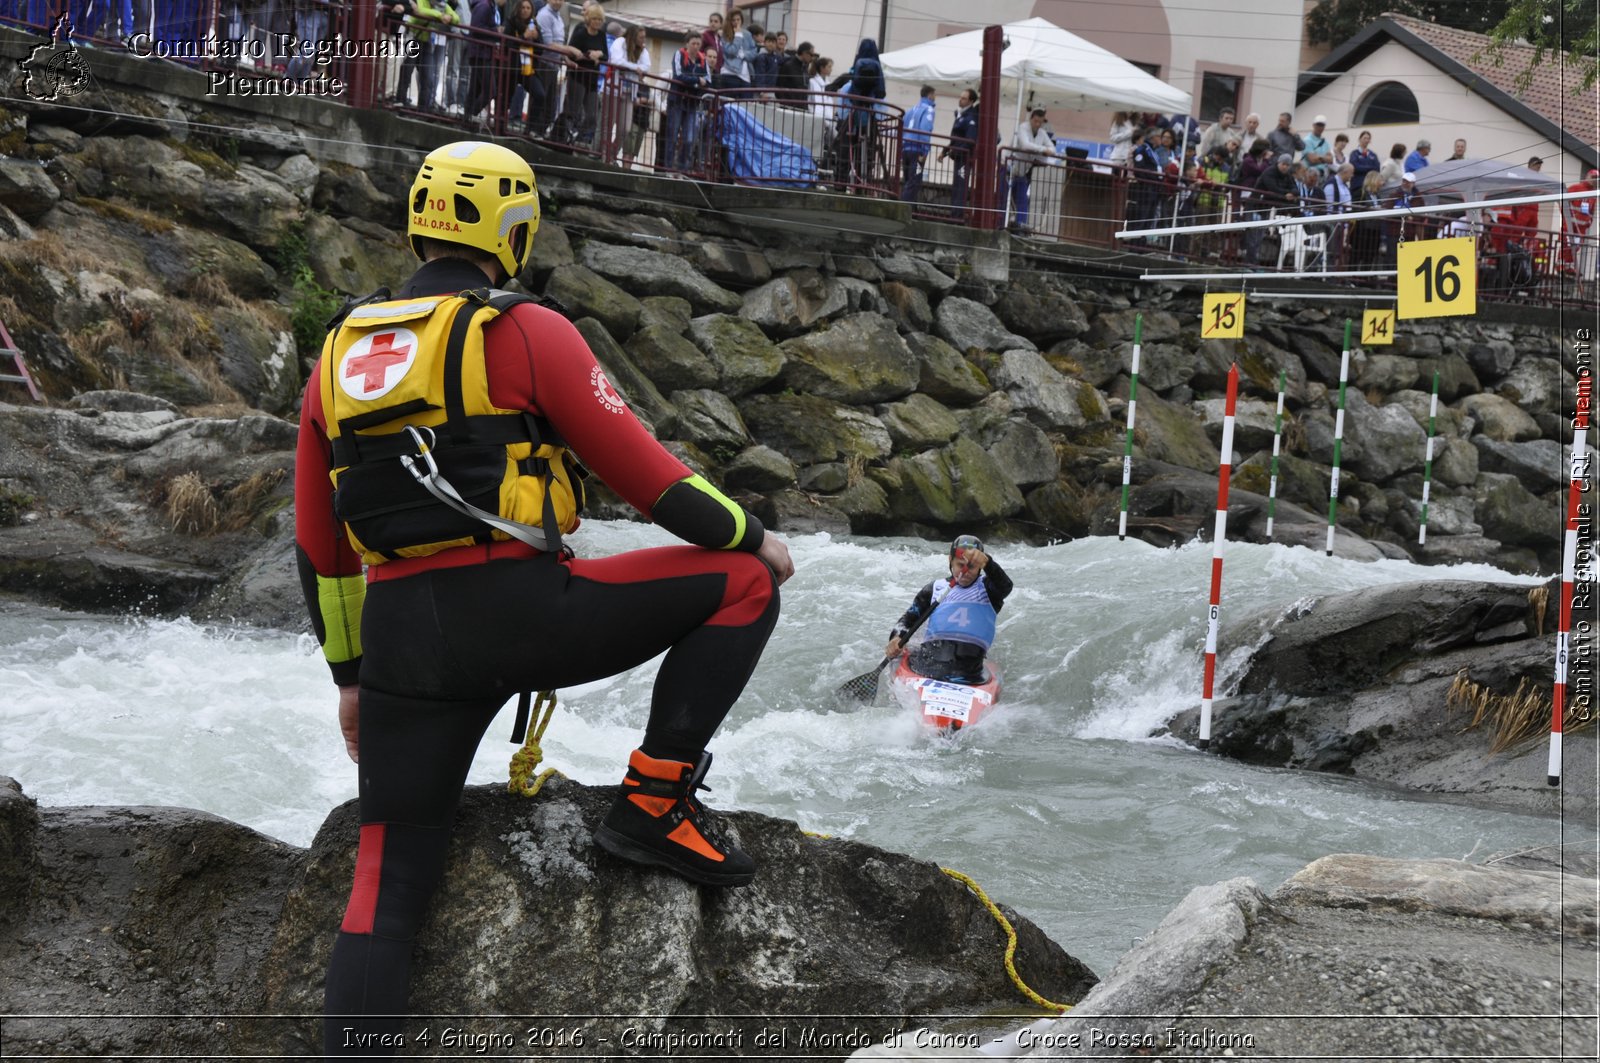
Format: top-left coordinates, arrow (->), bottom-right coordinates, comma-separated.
507,691 -> 565,798
941,867 -> 1072,1015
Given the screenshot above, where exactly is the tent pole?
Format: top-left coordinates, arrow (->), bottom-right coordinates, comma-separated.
972,25 -> 1004,232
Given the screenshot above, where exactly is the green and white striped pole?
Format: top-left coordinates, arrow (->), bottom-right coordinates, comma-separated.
1118,314 -> 1143,541
1265,368 -> 1286,539
1325,319 -> 1352,557
1417,370 -> 1440,545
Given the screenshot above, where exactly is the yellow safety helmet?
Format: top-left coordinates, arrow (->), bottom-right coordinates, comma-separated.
407,141 -> 540,280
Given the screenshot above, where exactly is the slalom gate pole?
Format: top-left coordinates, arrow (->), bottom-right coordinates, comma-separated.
1550,375 -> 1593,787
1325,319 -> 1352,556
1265,368 -> 1286,539
1118,314 -> 1143,540
1199,363 -> 1240,751
1418,371 -> 1440,545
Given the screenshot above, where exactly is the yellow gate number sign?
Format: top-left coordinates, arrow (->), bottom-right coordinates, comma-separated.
1362,309 -> 1395,345
1201,293 -> 1245,338
1397,237 -> 1477,319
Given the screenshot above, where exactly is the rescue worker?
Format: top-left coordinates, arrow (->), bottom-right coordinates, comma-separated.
883,535 -> 1012,684
295,140 -> 793,1056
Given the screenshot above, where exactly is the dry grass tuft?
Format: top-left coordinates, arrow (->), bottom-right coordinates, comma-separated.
218,468 -> 286,531
165,472 -> 220,535
845,453 -> 866,488
1529,584 -> 1549,637
187,272 -> 245,309
1281,415 -> 1309,455
1446,669 -> 1583,754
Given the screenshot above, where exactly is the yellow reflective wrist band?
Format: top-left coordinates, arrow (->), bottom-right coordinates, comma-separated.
685,474 -> 747,549
317,573 -> 365,663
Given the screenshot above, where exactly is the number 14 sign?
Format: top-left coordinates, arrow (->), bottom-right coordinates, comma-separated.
1397,237 -> 1477,319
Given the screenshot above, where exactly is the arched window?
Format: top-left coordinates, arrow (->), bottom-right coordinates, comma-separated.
1354,81 -> 1419,124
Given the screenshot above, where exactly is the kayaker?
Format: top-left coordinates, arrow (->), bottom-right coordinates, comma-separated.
883,535 -> 1012,683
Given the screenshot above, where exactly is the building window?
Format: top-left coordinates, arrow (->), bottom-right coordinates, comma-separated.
1130,60 -> 1161,79
737,0 -> 791,38
1198,72 -> 1241,122
1354,81 -> 1419,124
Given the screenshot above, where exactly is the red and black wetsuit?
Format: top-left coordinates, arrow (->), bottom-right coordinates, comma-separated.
295,257 -> 780,1055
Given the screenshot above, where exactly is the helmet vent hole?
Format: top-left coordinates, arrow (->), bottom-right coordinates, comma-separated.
454,194 -> 480,223
499,178 -> 511,196
412,188 -> 427,213
516,181 -> 531,195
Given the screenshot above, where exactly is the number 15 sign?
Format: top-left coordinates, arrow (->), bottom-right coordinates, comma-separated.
1397,237 -> 1477,319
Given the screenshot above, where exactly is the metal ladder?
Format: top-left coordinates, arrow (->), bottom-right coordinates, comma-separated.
0,318 -> 42,402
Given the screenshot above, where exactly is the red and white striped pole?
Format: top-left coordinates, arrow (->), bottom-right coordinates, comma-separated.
1199,363 -> 1240,751
1550,374 -> 1593,786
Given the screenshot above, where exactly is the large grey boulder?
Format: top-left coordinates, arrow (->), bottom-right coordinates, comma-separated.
0,777 -> 1095,1058
578,243 -> 741,314
984,419 -> 1060,489
1343,390 -> 1427,482
877,393 -> 961,451
1472,473 -> 1559,549
1471,437 -> 1565,493
1031,855 -> 1595,1060
1165,579 -> 1586,812
988,349 -> 1105,431
722,444 -> 797,492
1119,388 -> 1216,473
990,276 -> 1089,344
1085,308 -> 1180,346
1498,356 -> 1573,418
686,314 -> 786,397
740,393 -> 892,465
1197,396 -> 1280,455
560,206 -> 682,253
625,325 -> 719,393
738,269 -> 848,335
1457,393 -> 1541,442
0,156 -> 61,219
875,251 -> 957,295
934,297 -> 1035,354
544,263 -> 645,342
667,388 -> 751,454
887,436 -> 1025,525
906,333 -> 990,406
301,214 -> 413,298
778,313 -> 919,405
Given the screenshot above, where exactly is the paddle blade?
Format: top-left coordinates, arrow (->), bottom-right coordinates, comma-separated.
834,657 -> 891,703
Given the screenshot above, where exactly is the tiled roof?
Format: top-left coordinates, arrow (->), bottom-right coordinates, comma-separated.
1382,13 -> 1598,147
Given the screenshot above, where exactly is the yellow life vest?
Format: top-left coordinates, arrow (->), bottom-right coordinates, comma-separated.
319,289 -> 584,565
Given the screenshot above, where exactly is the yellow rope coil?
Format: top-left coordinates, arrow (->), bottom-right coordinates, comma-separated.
941,867 -> 1072,1015
508,691 -> 565,798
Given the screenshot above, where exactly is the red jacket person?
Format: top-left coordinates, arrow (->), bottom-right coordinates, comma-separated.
295,140 -> 793,1056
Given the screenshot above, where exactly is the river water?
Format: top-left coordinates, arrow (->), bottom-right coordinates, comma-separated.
0,521 -> 1563,974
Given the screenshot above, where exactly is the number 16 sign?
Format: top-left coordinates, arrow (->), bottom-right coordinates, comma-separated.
1397,237 -> 1477,319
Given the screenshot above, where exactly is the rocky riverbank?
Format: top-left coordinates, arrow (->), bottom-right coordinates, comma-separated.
4,770 -> 1594,1060
0,774 -> 1095,1058
1163,575 -> 1598,819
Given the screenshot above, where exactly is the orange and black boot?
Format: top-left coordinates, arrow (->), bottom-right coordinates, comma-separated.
594,750 -> 755,887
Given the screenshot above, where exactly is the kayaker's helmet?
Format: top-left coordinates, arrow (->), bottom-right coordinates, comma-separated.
950,535 -> 984,562
408,141 -> 540,280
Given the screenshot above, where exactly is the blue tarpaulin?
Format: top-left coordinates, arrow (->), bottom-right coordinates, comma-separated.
718,103 -> 818,188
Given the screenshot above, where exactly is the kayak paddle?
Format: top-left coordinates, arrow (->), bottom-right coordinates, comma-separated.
834,656 -> 892,703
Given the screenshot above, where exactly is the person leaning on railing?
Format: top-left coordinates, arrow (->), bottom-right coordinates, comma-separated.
1007,107 -> 1061,235
605,23 -> 651,166
666,30 -> 712,172
503,0 -> 545,134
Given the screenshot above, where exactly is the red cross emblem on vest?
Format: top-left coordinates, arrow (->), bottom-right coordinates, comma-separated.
341,329 -> 417,398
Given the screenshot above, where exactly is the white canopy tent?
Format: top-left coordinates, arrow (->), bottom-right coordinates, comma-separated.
878,17 -> 1191,117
